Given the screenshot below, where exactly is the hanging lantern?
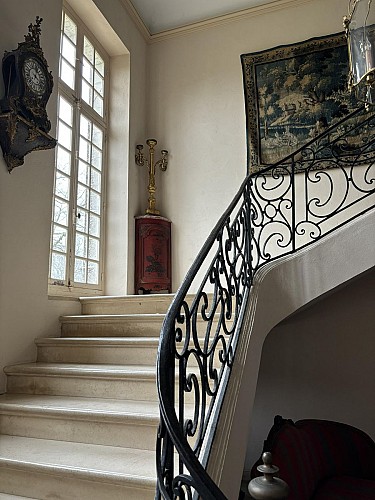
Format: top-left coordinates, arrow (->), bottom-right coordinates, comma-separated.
344,0 -> 375,107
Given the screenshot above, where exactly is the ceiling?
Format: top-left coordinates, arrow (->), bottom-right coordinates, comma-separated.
128,0 -> 277,34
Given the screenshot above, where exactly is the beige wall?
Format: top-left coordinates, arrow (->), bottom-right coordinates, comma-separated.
0,0 -> 148,392
245,267 -> 375,472
147,0 -> 349,288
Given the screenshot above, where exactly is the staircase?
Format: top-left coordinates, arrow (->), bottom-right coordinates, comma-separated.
0,294 -> 175,500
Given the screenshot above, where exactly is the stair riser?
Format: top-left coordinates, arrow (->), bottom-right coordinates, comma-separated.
81,297 -> 173,315
37,345 -> 158,365
61,321 -> 163,338
0,467 -> 155,500
0,414 -> 158,450
6,375 -> 158,401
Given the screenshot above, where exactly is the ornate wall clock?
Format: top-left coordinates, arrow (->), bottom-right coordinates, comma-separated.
0,17 -> 56,172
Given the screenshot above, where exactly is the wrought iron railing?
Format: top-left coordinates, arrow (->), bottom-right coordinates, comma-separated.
156,105 -> 375,499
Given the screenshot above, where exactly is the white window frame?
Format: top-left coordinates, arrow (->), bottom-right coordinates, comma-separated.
49,3 -> 109,298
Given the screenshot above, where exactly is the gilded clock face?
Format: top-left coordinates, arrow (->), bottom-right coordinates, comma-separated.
23,57 -> 47,96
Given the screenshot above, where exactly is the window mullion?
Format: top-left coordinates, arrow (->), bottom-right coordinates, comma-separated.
68,95 -> 81,286
67,22 -> 83,287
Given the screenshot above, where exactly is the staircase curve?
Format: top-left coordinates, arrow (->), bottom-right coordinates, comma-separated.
156,105 -> 375,499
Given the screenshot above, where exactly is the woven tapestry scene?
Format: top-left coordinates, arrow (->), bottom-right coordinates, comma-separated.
241,33 -> 374,173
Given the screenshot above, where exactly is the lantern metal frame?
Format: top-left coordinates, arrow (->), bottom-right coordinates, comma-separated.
344,0 -> 375,107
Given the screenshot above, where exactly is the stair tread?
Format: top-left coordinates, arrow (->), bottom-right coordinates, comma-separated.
60,313 -> 165,321
35,337 -> 160,346
0,435 -> 155,485
4,362 -> 156,378
0,394 -> 160,421
0,495 -> 39,500
80,293 -> 174,300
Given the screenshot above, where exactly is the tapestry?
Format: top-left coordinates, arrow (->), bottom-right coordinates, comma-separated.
241,33 -> 364,173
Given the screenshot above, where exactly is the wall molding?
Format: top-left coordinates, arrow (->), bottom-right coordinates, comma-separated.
119,0 -> 315,44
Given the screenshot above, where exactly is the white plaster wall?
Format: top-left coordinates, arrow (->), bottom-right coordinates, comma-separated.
0,0 -> 147,392
0,0 -> 78,394
245,267 -> 375,473
147,0 -> 353,289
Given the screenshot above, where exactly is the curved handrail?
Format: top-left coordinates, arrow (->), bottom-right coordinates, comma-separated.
156,104 -> 375,499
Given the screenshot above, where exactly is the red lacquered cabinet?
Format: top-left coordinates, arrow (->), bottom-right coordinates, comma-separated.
134,215 -> 171,294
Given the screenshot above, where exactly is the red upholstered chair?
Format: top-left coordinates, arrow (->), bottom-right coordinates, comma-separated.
251,416 -> 375,500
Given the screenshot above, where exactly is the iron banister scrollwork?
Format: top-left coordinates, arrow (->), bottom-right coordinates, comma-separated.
156,104 -> 375,499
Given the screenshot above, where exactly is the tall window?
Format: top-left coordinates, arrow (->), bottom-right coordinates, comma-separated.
49,7 -> 108,294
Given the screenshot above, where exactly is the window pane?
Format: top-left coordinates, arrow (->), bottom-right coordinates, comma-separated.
81,80 -> 93,106
90,169 -> 101,192
58,121 -> 72,150
56,146 -> 71,175
74,258 -> 87,283
60,59 -> 75,89
63,13 -> 77,44
80,115 -> 92,140
90,191 -> 101,215
93,93 -> 103,116
91,146 -> 102,170
88,261 -> 99,284
77,184 -> 89,209
59,96 -> 73,126
89,214 -> 100,237
55,173 -> 70,201
94,71 -> 104,95
76,210 -> 88,232
95,53 -> 104,76
92,125 -> 103,148
78,161 -> 90,185
88,237 -> 99,260
82,58 -> 93,84
62,35 -> 76,66
53,198 -> 69,226
75,233 -> 87,258
52,225 -> 68,253
51,252 -> 66,281
79,137 -> 90,163
84,37 -> 94,63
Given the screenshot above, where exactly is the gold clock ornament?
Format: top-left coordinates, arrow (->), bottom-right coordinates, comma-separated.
0,17 -> 56,172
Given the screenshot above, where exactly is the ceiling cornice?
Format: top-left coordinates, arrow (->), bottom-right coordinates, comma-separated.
118,0 -> 151,42
120,0 -> 315,45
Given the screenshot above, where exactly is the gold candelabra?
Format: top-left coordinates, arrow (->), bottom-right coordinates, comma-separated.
135,139 -> 168,215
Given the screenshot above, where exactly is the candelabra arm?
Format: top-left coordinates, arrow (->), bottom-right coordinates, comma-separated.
155,150 -> 168,172
135,144 -> 147,167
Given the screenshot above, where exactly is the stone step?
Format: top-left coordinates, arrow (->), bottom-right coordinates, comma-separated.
36,337 -> 160,365
0,435 -> 155,500
4,363 -> 158,401
60,314 -> 165,337
0,495 -> 39,499
80,293 -> 176,315
0,394 -> 159,450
